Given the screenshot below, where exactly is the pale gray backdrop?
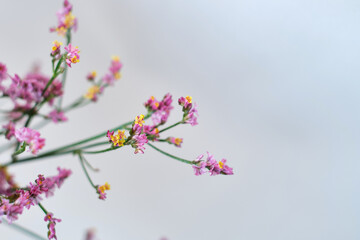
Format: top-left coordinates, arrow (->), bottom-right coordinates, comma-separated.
0,0 -> 359,239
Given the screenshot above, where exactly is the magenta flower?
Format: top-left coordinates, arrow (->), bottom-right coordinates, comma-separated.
14,127 -> 45,154
4,72 -> 63,106
167,137 -> 183,147
50,0 -> 77,36
2,121 -> 15,140
48,110 -> 68,123
132,134 -> 148,154
184,103 -> 198,126
0,62 -> 8,82
178,96 -> 198,126
192,152 -> 233,176
64,43 -> 80,67
44,213 -> 61,240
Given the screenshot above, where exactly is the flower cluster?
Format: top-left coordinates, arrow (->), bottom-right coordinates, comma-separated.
97,182 -> 110,200
50,0 -> 77,36
128,114 -> 149,154
47,110 -> 68,123
0,69 -> 63,107
145,93 -> 173,126
44,213 -> 61,240
14,127 -> 45,154
192,152 -> 233,176
107,130 -> 126,147
178,96 -> 198,126
51,40 -> 63,59
0,168 -> 71,223
166,137 -> 183,147
84,57 -> 122,102
84,85 -> 102,101
64,43 -> 80,67
103,56 -> 123,85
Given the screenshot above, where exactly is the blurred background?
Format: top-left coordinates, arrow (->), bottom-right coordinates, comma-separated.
0,0 -> 360,239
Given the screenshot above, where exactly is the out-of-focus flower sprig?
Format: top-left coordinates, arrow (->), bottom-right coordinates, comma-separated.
84,56 -> 123,102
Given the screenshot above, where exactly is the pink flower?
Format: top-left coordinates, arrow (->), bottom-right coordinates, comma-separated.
50,0 -> 77,36
97,182 -> 110,200
48,110 -> 68,123
14,127 -> 45,154
145,94 -> 173,126
132,134 -> 148,154
44,213 -> 61,240
192,154 -> 207,176
0,63 -> 8,82
85,228 -> 97,240
167,137 -> 183,147
184,104 -> 198,126
178,96 -> 198,126
86,71 -> 97,81
4,72 -> 63,106
64,43 -> 80,67
192,152 -> 233,176
2,121 -> 15,140
178,96 -> 193,110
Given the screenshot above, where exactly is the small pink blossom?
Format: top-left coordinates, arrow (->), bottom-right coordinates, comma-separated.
64,43 -> 80,67
0,63 -> 8,82
48,110 -> 68,123
2,121 -> 15,140
44,213 -> 61,240
192,152 -> 233,176
14,127 -> 45,154
132,134 -> 148,154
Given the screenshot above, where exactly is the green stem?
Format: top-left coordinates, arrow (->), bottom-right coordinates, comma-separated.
159,121 -> 183,133
38,203 -> 48,214
82,147 -> 117,154
2,141 -> 109,167
78,152 -> 97,188
147,142 -> 194,164
3,113 -> 151,167
24,58 -> 63,128
57,29 -> 71,109
2,218 -> 47,240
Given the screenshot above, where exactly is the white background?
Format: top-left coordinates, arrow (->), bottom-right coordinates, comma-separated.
0,0 -> 360,239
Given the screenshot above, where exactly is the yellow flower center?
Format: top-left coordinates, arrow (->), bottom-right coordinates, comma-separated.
71,56 -> 79,63
134,114 -> 145,127
185,96 -> 192,103
218,161 -> 224,169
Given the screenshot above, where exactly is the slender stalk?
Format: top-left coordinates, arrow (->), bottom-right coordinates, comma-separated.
3,113 -> 151,167
2,218 -> 47,240
2,141 -> 109,167
82,147 -> 117,154
57,29 -> 71,109
147,142 -> 194,164
78,152 -> 97,188
159,121 -> 183,133
24,58 -> 63,128
38,203 -> 48,214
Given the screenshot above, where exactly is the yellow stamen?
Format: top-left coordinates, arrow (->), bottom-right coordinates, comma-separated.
185,96 -> 192,103
84,86 -> 100,100
112,56 -> 120,62
174,138 -> 183,146
134,114 -> 145,127
114,72 -> 121,80
218,161 -> 224,169
71,56 -> 79,63
64,12 -> 76,28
